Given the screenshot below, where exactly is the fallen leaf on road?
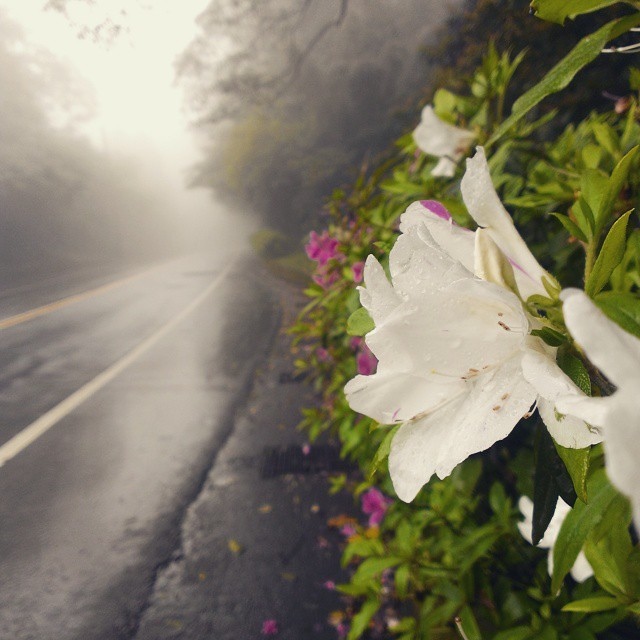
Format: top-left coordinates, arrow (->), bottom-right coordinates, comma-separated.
227,539 -> 243,554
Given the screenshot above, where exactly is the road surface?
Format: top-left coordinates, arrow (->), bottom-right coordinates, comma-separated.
0,253 -> 279,639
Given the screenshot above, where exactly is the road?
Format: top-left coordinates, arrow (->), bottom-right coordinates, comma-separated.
0,253 -> 279,640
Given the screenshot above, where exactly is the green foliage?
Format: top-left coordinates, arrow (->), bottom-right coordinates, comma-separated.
531,0 -> 625,25
489,14 -> 640,145
290,13 -> 640,640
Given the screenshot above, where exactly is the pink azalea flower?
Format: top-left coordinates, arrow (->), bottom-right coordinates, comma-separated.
356,342 -> 378,376
305,230 -> 340,266
261,619 -> 279,635
340,524 -> 356,537
361,487 -> 392,527
351,261 -> 365,283
312,266 -> 340,290
323,580 -> 336,590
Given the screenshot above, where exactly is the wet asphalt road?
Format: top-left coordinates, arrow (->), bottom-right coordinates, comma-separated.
0,253 -> 279,639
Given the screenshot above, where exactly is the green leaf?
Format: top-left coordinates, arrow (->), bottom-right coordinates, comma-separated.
562,596 -> 620,613
573,198 -> 597,239
533,427 -> 576,545
352,556 -> 402,584
530,326 -> 568,347
347,307 -> 374,336
557,351 -> 592,395
531,0 -> 622,24
455,605 -> 483,640
492,628 -> 536,640
369,425 -> 400,478
551,469 -> 618,594
394,563 -> 411,599
555,443 -> 590,504
552,213 -> 587,243
584,493 -> 633,597
596,147 -> 638,232
581,171 -> 607,230
586,210 -> 633,297
582,143 -> 603,170
592,121 -> 620,159
488,14 -> 640,145
347,598 -> 379,640
626,601 -> 640,615
595,291 -> 640,338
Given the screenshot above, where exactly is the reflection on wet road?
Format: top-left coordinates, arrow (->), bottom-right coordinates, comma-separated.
0,254 -> 278,639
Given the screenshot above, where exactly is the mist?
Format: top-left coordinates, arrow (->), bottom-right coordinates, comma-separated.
180,0 -> 465,235
0,3 -> 252,290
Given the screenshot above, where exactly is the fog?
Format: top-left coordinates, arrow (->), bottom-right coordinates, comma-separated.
0,0 -> 467,286
0,1 -> 253,288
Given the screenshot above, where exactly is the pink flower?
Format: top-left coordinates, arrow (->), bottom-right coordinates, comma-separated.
305,230 -> 340,266
312,266 -> 340,290
351,261 -> 365,283
340,524 -> 356,537
361,488 -> 392,527
356,342 -> 378,376
316,348 -> 331,363
323,580 -> 336,590
349,337 -> 363,350
302,443 -> 311,456
261,619 -> 279,635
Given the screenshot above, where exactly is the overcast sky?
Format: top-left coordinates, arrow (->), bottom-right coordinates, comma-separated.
0,0 -> 210,163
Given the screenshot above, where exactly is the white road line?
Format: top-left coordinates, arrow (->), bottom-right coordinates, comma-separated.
0,264 -> 160,330
0,262 -> 235,468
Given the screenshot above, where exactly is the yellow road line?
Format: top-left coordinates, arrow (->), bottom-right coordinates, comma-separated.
0,261 -> 234,467
0,266 -> 157,330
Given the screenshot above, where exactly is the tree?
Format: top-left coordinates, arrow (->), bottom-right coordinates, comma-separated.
179,0 -> 445,233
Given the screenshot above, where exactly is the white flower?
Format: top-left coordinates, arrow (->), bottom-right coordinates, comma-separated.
518,496 -> 593,582
344,149 -> 599,502
460,147 -> 550,301
413,106 -> 475,178
345,217 -> 536,501
556,289 -> 640,529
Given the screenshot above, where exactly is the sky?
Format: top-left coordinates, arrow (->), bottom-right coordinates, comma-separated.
0,0 -> 210,155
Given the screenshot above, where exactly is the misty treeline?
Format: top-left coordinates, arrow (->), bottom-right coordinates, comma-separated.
177,0 -> 450,235
0,10 -> 180,281
178,0 -> 636,237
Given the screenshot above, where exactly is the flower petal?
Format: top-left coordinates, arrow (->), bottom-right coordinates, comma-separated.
388,223 -> 471,297
412,106 -> 475,163
599,391 -> 640,530
366,277 -> 528,381
358,255 -> 401,325
521,349 -> 603,448
561,288 -> 640,389
399,201 -> 475,273
431,157 -> 457,177
388,355 -> 535,501
554,395 -> 611,428
461,147 -> 549,299
474,228 -> 518,293
344,366 -> 464,425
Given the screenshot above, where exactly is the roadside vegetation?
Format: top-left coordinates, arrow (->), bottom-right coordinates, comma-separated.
290,1 -> 640,638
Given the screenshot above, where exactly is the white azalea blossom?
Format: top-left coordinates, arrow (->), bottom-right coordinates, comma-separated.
518,496 -> 593,582
557,289 -> 640,529
344,148 -> 599,502
412,106 -> 475,178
